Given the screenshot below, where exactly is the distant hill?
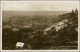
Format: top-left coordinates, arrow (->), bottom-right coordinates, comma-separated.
2,11 -> 70,17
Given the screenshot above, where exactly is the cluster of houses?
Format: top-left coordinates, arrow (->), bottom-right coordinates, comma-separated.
44,19 -> 69,34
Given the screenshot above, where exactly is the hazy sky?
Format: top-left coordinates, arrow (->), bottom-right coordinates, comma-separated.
1,1 -> 79,11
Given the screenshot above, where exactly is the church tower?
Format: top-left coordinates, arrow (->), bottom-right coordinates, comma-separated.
75,8 -> 78,14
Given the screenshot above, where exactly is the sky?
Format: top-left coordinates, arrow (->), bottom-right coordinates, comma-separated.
1,1 -> 79,11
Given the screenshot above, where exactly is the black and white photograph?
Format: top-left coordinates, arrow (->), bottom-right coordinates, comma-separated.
1,1 -> 79,50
